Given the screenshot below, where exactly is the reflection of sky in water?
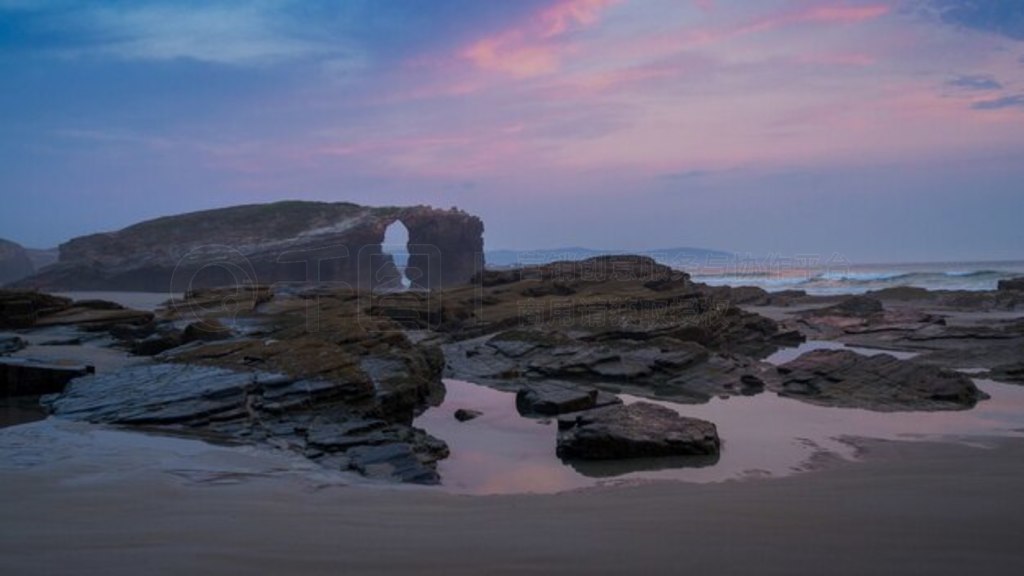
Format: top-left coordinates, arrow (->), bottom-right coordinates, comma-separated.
416,375 -> 1024,495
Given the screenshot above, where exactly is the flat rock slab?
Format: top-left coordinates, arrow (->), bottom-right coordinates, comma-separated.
776,349 -> 988,412
556,402 -> 720,460
47,363 -> 295,424
1,358 -> 93,397
516,381 -> 621,416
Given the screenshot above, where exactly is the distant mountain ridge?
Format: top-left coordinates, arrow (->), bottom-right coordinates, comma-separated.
485,246 -> 733,269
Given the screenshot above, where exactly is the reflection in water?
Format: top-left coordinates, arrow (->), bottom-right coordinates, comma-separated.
566,453 -> 721,479
415,377 -> 1024,495
765,339 -> 918,365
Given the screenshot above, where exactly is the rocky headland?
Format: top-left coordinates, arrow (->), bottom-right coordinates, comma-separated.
11,201 -> 484,292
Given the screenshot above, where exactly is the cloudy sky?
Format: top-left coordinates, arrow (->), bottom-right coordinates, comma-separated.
2,0 -> 1023,262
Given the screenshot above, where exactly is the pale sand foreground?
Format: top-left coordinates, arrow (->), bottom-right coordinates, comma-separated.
2,437 -> 1024,575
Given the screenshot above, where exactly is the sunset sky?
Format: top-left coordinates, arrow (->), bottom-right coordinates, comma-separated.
2,0 -> 1023,262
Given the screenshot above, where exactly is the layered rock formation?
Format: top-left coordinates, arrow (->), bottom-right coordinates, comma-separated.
0,239 -> 34,286
14,202 -> 484,292
775,349 -> 987,411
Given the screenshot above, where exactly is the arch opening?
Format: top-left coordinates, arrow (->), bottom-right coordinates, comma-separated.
381,220 -> 412,290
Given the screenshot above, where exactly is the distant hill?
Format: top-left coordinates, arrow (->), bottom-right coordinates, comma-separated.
25,247 -> 59,271
485,246 -> 733,270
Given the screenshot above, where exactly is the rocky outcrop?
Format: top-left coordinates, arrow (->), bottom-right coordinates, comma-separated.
14,202 -> 484,292
998,277 -> 1024,292
0,239 -> 34,286
446,328 -> 780,404
775,349 -> 987,411
556,402 -> 720,460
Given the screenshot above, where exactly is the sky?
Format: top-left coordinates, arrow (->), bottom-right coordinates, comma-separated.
1,0 -> 1023,263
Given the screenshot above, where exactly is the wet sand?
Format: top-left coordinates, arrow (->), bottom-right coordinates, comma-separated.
2,434 -> 1023,576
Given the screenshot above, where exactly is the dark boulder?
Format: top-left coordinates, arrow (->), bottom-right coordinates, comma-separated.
454,408 -> 483,422
556,402 -> 720,460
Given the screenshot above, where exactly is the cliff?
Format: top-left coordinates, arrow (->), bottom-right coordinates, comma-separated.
14,201 -> 485,292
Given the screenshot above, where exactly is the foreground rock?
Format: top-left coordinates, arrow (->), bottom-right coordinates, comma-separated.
556,402 -> 720,460
46,363 -> 447,484
775,349 -> 987,411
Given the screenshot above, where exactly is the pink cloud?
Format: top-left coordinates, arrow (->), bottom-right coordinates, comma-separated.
796,52 -> 877,67
539,0 -> 617,37
460,0 -> 617,77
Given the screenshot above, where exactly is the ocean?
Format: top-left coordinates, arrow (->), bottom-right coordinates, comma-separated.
687,259 -> 1024,296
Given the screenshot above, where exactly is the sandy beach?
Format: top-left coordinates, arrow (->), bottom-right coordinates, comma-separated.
2,433 -> 1023,576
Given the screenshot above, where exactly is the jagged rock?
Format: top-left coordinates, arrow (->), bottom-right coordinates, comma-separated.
556,402 -> 720,460
14,201 -> 484,291
454,408 -> 482,422
1,358 -> 93,397
0,239 -> 34,285
998,277 -> 1024,292
775,349 -> 987,411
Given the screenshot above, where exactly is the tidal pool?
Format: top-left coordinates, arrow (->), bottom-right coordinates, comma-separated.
415,374 -> 1024,495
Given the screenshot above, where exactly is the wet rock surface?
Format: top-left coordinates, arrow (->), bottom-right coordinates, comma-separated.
775,349 -> 988,411
46,363 -> 448,483
556,402 -> 720,460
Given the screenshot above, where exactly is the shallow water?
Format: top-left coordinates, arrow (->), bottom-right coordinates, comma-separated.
415,377 -> 1024,495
